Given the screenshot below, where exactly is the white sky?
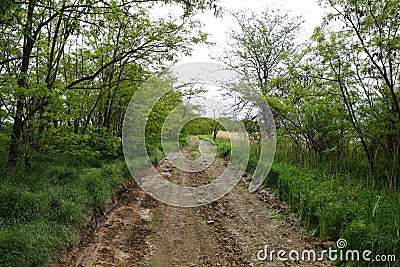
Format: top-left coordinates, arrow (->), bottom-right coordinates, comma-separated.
150,0 -> 327,117
169,0 -> 327,64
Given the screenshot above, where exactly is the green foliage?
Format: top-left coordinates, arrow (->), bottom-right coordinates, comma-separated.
41,126 -> 121,157
197,134 -> 213,140
0,0 -> 218,265
145,87 -> 183,147
309,0 -> 400,184
0,153 -> 129,266
215,140 -> 231,158
205,136 -> 263,173
245,144 -> 261,173
224,1 -> 400,187
0,0 -> 215,166
87,130 -> 122,157
201,125 -> 400,267
181,118 -> 214,136
140,78 -> 187,165
198,135 -> 230,157
0,222 -> 76,267
223,7 -> 303,95
179,135 -> 190,147
266,162 -> 400,266
146,144 -> 165,165
209,135 -> 400,265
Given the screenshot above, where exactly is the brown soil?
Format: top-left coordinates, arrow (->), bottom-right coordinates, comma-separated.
57,144 -> 331,267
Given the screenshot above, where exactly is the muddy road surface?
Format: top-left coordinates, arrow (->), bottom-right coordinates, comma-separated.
57,143 -> 331,267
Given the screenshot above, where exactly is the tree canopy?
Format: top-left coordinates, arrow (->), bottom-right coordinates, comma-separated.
0,0 -> 217,167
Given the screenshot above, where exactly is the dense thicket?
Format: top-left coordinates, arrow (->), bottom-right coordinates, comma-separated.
0,0 -> 217,168
225,0 -> 400,188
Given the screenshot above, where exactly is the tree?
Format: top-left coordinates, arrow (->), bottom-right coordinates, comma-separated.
312,0 -> 400,185
222,7 -> 304,148
0,0 -> 218,167
222,8 -> 303,96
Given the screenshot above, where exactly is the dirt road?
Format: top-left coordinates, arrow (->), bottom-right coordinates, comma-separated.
57,143 -> 331,267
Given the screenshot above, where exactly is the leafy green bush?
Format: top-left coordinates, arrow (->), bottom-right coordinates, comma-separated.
146,144 -> 165,165
216,142 -> 231,158
88,130 -> 121,157
211,138 -> 262,173
179,135 -> 189,147
245,144 -> 261,173
41,126 -> 121,157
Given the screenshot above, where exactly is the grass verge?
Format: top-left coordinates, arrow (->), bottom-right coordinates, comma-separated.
0,152 -> 130,267
266,163 -> 400,266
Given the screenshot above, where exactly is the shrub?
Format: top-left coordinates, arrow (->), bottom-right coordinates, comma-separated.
41,126 -> 121,157
216,142 -> 231,158
146,144 -> 165,165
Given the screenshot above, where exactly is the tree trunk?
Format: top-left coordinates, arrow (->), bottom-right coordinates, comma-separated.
8,99 -> 24,167
7,0 -> 36,167
213,126 -> 218,141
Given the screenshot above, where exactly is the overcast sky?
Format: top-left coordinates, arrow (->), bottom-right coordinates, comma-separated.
172,0 -> 327,64
150,0 -> 328,115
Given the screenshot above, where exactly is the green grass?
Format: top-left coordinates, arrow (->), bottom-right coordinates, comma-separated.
207,135 -> 400,266
190,151 -> 200,160
266,163 -> 400,266
198,135 -> 232,158
0,152 -> 130,267
152,208 -> 163,227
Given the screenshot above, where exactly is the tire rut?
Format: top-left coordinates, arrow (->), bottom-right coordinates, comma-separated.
58,141 -> 331,267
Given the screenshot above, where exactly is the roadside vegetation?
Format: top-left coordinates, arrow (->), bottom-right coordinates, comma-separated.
1,0 -> 399,266
0,0 -> 217,266
215,1 -> 400,266
205,132 -> 400,266
0,148 -> 128,266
